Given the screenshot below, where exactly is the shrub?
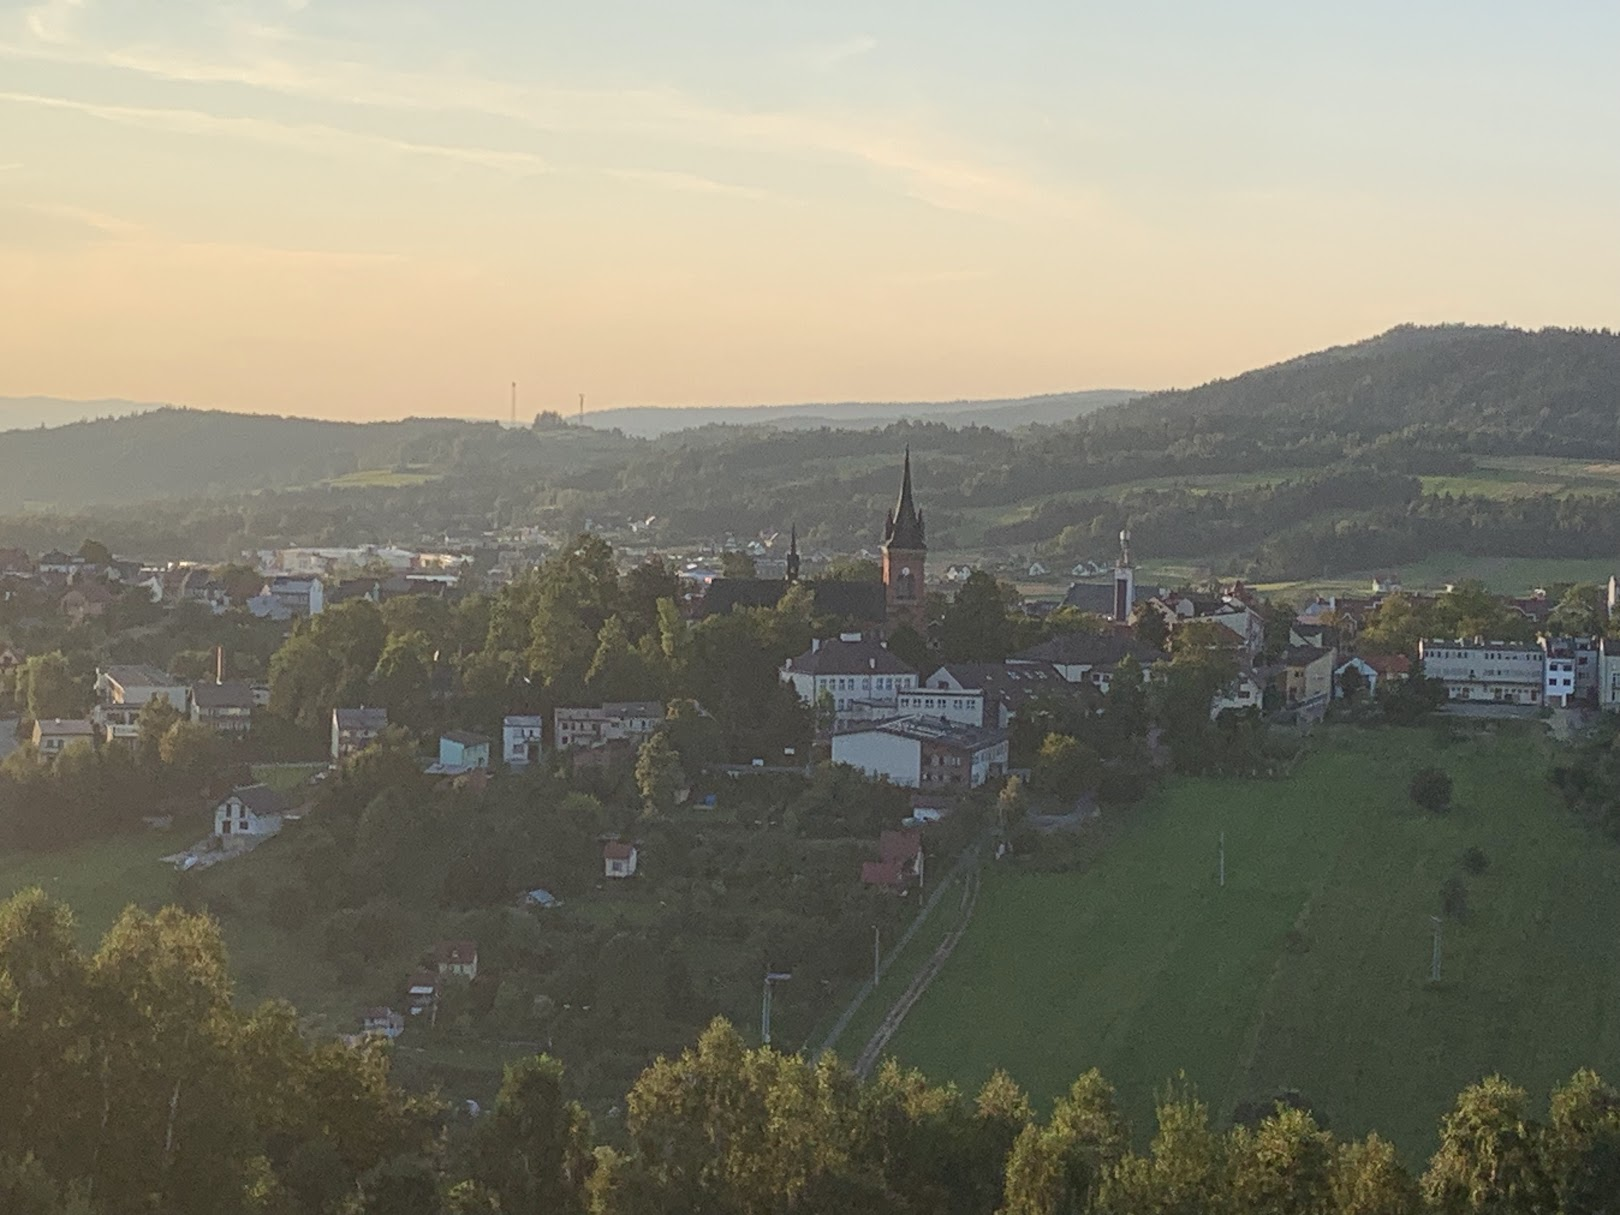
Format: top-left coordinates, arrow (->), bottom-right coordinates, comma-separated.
1410,767 -> 1453,813
1461,845 -> 1490,875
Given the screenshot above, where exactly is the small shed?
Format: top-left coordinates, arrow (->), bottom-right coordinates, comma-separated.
603,841 -> 639,879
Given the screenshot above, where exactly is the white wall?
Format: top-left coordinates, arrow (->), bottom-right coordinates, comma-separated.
832,731 -> 921,787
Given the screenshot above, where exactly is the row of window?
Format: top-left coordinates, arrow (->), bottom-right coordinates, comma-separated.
821,675 -> 911,692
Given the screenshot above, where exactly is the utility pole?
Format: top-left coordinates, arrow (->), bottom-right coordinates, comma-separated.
510,381 -> 517,427
578,392 -> 585,425
873,924 -> 881,988
1218,831 -> 1226,888
761,970 -> 792,1046
1429,915 -> 1443,983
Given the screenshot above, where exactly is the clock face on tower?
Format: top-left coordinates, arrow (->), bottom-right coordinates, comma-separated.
901,567 -> 911,576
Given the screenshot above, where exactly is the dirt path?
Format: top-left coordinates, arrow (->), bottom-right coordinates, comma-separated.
854,861 -> 982,1078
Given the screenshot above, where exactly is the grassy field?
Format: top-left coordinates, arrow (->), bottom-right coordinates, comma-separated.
888,725 -> 1620,1158
0,827 -> 190,946
250,762 -> 327,795
323,466 -> 443,489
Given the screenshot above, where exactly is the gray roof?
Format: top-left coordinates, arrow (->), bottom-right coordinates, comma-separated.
192,680 -> 255,709
36,718 -> 95,736
784,636 -> 915,677
334,707 -> 389,729
836,715 -> 1007,751
1014,633 -> 1166,669
223,783 -> 289,816
102,664 -> 180,688
1061,580 -> 1157,616
442,730 -> 491,746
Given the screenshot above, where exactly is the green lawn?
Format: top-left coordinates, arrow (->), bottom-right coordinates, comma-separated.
0,828 -> 190,946
323,466 -> 443,489
251,762 -> 327,795
888,726 -> 1620,1158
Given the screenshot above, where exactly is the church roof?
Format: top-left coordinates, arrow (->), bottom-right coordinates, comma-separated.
883,449 -> 926,552
701,578 -> 887,624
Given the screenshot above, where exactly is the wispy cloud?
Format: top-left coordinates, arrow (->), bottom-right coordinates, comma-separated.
25,200 -> 147,236
0,16 -> 1086,222
807,35 -> 878,71
0,89 -> 551,174
22,0 -> 83,45
0,161 -> 22,172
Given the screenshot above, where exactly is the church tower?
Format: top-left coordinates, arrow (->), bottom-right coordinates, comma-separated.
1113,525 -> 1135,623
882,449 -> 927,635
785,525 -> 801,583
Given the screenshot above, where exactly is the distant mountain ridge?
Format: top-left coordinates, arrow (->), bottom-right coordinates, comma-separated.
0,396 -> 157,433
579,389 -> 1141,437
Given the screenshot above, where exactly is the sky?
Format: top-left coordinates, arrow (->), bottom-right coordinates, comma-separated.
2,0 -> 1618,421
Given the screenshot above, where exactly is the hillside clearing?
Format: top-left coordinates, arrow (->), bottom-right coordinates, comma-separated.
887,725 -> 1620,1157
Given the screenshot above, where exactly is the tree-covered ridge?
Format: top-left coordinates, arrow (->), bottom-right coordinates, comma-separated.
3,324 -> 1620,578
5,886 -> 1619,1214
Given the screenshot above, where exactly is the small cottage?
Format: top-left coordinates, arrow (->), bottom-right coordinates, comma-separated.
603,841 -> 639,879
214,784 -> 290,842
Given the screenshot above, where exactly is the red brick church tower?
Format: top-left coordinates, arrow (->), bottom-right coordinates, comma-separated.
882,449 -> 927,636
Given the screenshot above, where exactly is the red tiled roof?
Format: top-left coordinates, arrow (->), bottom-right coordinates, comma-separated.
433,940 -> 477,966
879,829 -> 922,864
861,860 -> 905,887
603,841 -> 636,861
1362,653 -> 1413,676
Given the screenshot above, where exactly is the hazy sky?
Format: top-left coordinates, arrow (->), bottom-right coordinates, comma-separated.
2,1 -> 1618,420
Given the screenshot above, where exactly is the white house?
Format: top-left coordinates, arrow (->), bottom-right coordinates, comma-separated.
1210,672 -> 1265,718
434,940 -> 479,980
553,701 -> 665,751
604,841 -> 639,879
332,706 -> 388,763
503,715 -> 544,766
248,576 -> 325,620
781,633 -> 917,730
33,718 -> 96,758
832,717 -> 1009,791
94,665 -> 190,744
1335,656 -> 1380,698
1545,653 -> 1576,708
214,784 -> 289,843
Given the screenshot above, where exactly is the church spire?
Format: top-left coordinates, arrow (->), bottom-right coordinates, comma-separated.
786,524 -> 800,583
883,447 -> 926,551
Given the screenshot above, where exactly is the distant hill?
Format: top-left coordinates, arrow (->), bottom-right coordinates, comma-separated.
0,396 -> 156,433
1095,323 -> 1620,450
582,389 -> 1140,438
0,408 -> 503,513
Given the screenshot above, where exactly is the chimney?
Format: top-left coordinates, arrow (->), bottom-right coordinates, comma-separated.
216,645 -> 225,685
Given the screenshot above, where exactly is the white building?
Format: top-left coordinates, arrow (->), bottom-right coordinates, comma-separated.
1545,654 -> 1576,708
332,706 -> 388,763
553,701 -> 664,751
94,665 -> 190,744
781,633 -> 917,730
604,841 -> 639,878
895,685 -> 985,726
33,718 -> 96,758
1418,639 -> 1544,705
214,784 -> 289,843
832,717 -> 1009,791
248,576 -> 325,620
503,715 -> 544,766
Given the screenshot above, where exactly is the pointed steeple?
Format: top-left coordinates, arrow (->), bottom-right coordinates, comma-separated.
883,447 -> 926,551
786,524 -> 801,583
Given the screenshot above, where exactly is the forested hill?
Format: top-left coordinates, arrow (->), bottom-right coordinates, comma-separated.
1098,324 -> 1620,452
7,324 -> 1620,580
0,408 -> 637,513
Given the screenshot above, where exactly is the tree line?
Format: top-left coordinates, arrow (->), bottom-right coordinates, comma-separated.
5,886 -> 1619,1214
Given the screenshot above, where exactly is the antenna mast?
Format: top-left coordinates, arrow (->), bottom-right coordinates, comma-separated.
510,381 -> 517,427
578,393 -> 585,425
